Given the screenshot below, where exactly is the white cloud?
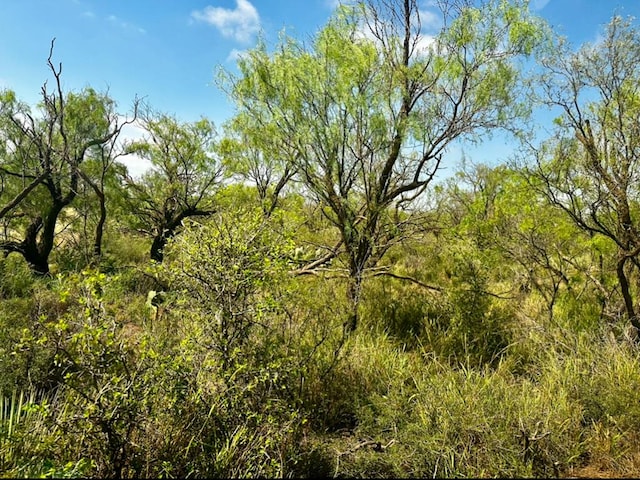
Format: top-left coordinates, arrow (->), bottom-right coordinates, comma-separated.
418,8 -> 441,32
353,5 -> 438,59
414,34 -> 437,56
227,48 -> 249,62
118,120 -> 153,178
107,14 -> 146,34
191,0 -> 261,44
415,7 -> 441,57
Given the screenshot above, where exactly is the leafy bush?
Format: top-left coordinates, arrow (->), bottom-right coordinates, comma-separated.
361,276 -> 431,348
163,208 -> 296,368
156,208 -> 312,476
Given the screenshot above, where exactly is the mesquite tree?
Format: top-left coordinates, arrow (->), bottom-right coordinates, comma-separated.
0,43 -> 133,274
123,112 -> 222,262
222,0 -> 547,331
530,16 -> 640,337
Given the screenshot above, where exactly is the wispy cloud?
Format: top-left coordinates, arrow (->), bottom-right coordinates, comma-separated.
227,48 -> 249,62
191,0 -> 260,44
107,14 -> 146,34
74,1 -> 145,33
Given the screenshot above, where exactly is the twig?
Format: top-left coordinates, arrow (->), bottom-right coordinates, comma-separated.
369,269 -> 443,292
291,240 -> 343,275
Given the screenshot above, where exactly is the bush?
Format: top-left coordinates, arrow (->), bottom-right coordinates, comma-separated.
156,208 -> 313,476
541,330 -> 640,474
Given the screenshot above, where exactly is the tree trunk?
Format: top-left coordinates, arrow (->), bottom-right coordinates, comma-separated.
617,256 -> 635,318
345,272 -> 363,333
149,210 -> 213,262
21,218 -> 50,276
93,190 -> 107,259
341,220 -> 376,334
25,253 -> 50,276
19,199 -> 69,276
616,255 -> 640,339
345,243 -> 369,333
150,233 -> 168,263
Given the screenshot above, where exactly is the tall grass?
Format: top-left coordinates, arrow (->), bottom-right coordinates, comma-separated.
295,318 -> 640,478
1,388 -> 36,472
0,388 -> 91,478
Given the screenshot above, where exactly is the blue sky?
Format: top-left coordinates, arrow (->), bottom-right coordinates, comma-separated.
1,0 -> 640,174
0,0 -> 342,124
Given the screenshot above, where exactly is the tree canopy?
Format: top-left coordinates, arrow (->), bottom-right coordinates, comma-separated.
222,0 -> 549,330
529,15 -> 640,336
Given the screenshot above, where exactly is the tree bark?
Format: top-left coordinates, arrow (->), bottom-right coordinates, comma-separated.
149,209 -> 213,262
150,232 -> 169,263
616,255 -> 640,338
93,189 -> 107,259
20,200 -> 68,275
0,170 -> 50,220
345,271 -> 364,334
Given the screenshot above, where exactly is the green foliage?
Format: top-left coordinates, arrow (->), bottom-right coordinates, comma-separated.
122,112 -> 222,261
221,0 -> 549,334
163,207 -> 295,367
377,236 -> 515,367
0,299 -> 44,395
362,278 -> 431,348
0,65 -> 128,275
299,332 -> 585,478
18,271 -> 154,477
440,245 -> 513,367
155,207 -> 313,476
530,14 -> 640,332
